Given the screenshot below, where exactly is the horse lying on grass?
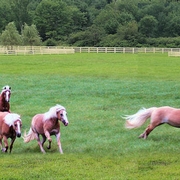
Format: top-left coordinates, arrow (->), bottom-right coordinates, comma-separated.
23,104 -> 69,154
0,112 -> 22,153
124,106 -> 180,139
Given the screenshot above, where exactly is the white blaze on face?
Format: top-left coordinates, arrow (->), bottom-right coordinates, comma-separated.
16,121 -> 21,135
62,110 -> 69,125
5,91 -> 10,102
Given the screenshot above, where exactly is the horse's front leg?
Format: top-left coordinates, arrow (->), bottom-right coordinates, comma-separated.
44,130 -> 52,149
2,136 -> 8,152
9,137 -> 16,153
0,135 -> 3,151
56,132 -> 63,154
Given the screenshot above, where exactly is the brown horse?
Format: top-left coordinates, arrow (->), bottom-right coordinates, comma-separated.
0,112 -> 22,153
0,85 -> 11,112
124,106 -> 180,139
24,104 -> 69,154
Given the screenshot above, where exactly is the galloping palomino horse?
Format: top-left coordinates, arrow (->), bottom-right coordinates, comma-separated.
0,112 -> 22,153
24,104 -> 69,153
0,85 -> 11,112
124,106 -> 180,139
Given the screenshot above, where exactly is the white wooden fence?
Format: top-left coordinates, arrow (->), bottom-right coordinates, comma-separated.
0,46 -> 180,55
168,51 -> 180,57
0,46 -> 75,55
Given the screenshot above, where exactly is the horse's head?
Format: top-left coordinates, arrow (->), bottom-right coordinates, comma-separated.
57,109 -> 69,126
1,85 -> 11,102
13,119 -> 22,138
4,113 -> 22,138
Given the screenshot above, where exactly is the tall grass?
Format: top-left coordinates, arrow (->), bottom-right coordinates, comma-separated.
0,53 -> 180,179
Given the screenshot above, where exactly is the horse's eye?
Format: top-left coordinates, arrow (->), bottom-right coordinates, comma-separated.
14,124 -> 17,127
60,114 -> 63,116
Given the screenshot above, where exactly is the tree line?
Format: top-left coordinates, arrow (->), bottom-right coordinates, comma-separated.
1,0 -> 180,47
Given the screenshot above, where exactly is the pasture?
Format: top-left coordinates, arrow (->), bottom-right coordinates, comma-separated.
0,53 -> 180,179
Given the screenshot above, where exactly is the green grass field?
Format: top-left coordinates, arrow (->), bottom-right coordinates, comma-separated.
1,53 -> 180,179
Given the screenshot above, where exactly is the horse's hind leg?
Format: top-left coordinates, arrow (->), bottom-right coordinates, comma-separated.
35,133 -> 46,153
56,132 -> 63,154
41,134 -> 50,149
41,135 -> 46,147
2,136 -> 8,152
0,135 -> 6,152
139,123 -> 157,139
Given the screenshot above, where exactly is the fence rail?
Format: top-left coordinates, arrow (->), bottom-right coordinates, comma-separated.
0,46 -> 75,55
0,46 -> 180,55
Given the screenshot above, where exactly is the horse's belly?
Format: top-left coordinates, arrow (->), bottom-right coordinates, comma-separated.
167,120 -> 180,128
50,129 -> 59,135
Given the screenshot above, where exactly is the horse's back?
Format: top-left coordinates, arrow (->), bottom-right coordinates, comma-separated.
152,106 -> 180,126
0,112 -> 9,121
31,114 -> 45,134
0,112 -> 9,133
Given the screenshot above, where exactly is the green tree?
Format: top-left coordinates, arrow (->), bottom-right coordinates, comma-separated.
139,15 -> 158,37
0,22 -> 22,49
117,21 -> 138,40
10,0 -> 33,32
70,6 -> 88,31
34,0 -> 72,42
0,1 -> 13,33
22,23 -> 41,46
94,5 -> 120,34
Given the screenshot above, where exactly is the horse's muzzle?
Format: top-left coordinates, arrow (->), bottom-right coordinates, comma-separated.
62,120 -> 68,126
17,133 -> 21,138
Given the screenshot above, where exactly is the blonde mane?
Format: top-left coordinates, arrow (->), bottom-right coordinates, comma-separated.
44,104 -> 65,121
4,113 -> 21,126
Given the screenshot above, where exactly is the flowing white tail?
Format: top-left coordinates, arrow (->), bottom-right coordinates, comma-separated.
23,128 -> 36,143
124,107 -> 157,129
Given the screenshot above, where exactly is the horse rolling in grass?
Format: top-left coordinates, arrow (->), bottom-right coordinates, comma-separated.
24,104 -> 69,154
0,85 -> 11,112
124,106 -> 180,139
0,112 -> 22,153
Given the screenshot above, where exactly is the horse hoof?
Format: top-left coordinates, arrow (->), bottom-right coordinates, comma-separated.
139,134 -> 145,138
139,134 -> 147,139
1,148 -> 7,152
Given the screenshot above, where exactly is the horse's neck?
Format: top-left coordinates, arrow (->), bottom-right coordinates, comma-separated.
50,118 -> 59,124
8,125 -> 16,138
0,96 -> 9,111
